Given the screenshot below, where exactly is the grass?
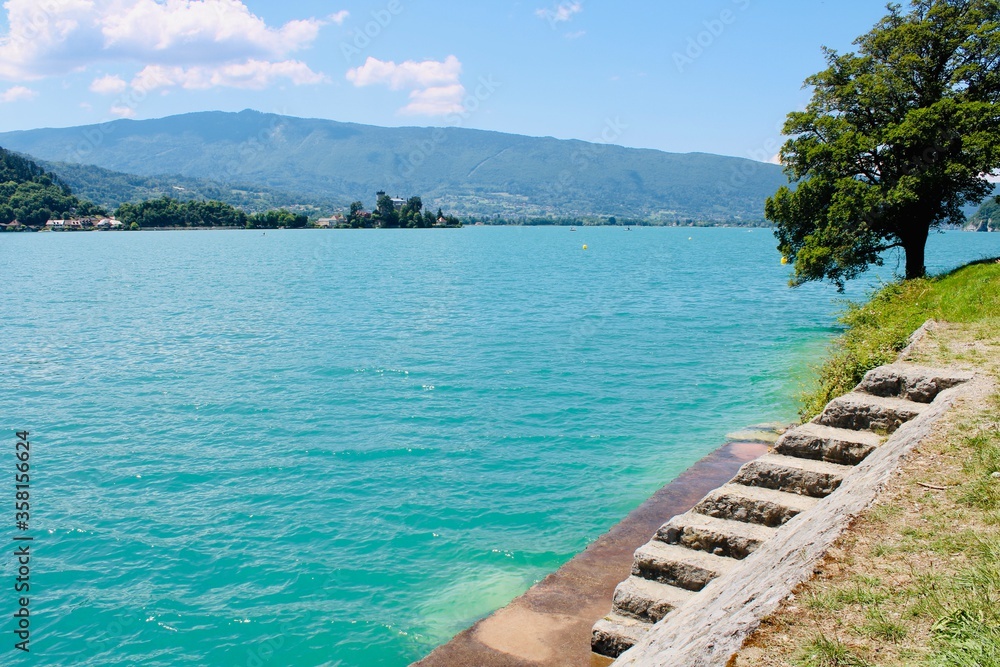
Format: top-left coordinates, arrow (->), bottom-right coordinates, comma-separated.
800,258 -> 1000,419
928,539 -> 1000,667
795,635 -> 875,667
738,384 -> 1000,666
732,258 -> 1000,667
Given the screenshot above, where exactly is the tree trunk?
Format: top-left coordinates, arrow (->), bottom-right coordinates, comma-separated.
902,224 -> 929,280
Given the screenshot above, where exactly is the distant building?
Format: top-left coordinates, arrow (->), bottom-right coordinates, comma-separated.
375,190 -> 407,210
44,217 -> 107,230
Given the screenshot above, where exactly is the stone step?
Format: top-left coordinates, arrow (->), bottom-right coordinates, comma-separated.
732,453 -> 853,498
632,540 -> 739,592
774,422 -> 884,466
694,483 -> 820,527
816,392 -> 926,434
858,364 -> 974,403
591,613 -> 652,659
611,575 -> 696,623
654,511 -> 776,559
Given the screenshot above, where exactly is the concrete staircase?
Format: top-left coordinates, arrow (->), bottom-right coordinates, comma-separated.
591,363 -> 972,661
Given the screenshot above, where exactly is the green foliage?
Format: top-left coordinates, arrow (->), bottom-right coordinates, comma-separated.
347,201 -> 368,228
398,195 -> 426,228
958,425 -> 1000,512
0,109 -> 786,222
929,539 -> 1000,666
374,194 -> 400,228
795,635 -> 874,667
247,209 -> 307,229
40,159 -> 341,215
768,0 -> 1000,287
968,196 -> 1000,231
801,259 -> 1000,418
0,146 -> 104,226
115,197 -> 248,228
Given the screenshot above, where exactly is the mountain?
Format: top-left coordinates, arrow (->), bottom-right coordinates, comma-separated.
0,147 -> 103,225
967,196 -> 999,232
36,159 -> 341,215
0,110 -> 788,222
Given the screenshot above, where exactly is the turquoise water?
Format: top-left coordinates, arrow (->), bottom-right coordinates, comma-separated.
2,227 -> 999,666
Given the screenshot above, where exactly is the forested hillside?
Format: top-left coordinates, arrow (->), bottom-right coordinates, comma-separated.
0,110 -> 787,222
0,147 -> 103,225
40,159 -> 341,215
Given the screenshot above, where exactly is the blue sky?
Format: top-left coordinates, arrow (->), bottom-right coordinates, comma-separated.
0,0 -> 893,160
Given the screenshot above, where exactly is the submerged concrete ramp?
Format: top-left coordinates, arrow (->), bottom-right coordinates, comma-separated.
411,439 -> 771,667
593,362 -> 975,666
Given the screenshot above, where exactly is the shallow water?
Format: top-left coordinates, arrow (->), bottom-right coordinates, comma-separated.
2,227 -> 998,666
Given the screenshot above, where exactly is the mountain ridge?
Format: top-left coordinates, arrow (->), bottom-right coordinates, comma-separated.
0,109 -> 787,221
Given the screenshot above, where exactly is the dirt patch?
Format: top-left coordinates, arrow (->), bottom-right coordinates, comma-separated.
730,322 -> 1000,667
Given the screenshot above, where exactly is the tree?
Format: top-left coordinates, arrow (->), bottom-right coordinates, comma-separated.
346,201 -> 368,228
247,209 -> 307,229
375,194 -> 399,228
766,0 -> 1000,288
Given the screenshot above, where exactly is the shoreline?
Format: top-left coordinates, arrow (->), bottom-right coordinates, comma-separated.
413,436 -> 772,667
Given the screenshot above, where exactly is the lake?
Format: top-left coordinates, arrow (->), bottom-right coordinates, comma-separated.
2,227 -> 999,666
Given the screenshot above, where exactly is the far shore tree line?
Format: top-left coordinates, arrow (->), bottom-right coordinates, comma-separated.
114,198 -> 308,229
6,0 -> 1000,271
344,194 -> 461,228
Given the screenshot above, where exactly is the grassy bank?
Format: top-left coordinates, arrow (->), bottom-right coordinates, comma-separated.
801,258 -> 1000,418
733,258 -> 1000,667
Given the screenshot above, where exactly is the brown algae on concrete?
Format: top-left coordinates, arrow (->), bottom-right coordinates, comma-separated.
412,437 -> 771,667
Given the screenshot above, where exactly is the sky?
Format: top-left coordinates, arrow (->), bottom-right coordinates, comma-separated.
0,0 -> 896,161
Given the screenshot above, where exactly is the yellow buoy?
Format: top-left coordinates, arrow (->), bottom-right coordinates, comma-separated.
582,244 -> 588,250
780,256 -> 789,265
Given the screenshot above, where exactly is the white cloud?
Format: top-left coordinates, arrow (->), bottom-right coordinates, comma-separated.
536,1 -> 583,23
401,84 -> 465,116
346,55 -> 466,116
132,59 -> 326,92
101,0 -> 320,62
564,30 -> 586,39
985,170 -> 1000,184
90,74 -> 128,94
110,103 -> 136,118
347,55 -> 462,90
328,10 -> 350,25
0,0 -> 326,90
0,85 -> 38,103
